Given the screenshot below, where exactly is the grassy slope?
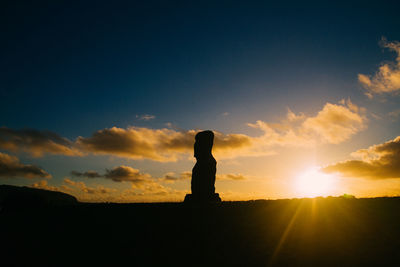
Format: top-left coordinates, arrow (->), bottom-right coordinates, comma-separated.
2,197 -> 400,266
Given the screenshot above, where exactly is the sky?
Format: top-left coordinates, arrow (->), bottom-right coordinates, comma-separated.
1,1 -> 400,202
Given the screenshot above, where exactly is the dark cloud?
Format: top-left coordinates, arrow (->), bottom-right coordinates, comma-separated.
72,165 -> 151,183
0,152 -> 51,178
70,170 -> 102,178
0,127 -> 80,157
104,166 -> 151,183
161,171 -> 191,183
323,136 -> 400,179
71,165 -> 176,195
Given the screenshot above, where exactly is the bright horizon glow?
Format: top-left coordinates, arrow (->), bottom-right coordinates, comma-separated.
293,166 -> 337,198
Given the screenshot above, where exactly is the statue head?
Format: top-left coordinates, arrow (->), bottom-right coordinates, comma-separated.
194,130 -> 214,159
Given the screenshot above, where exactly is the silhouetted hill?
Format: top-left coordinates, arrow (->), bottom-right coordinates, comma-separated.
0,185 -> 77,211
2,197 -> 400,266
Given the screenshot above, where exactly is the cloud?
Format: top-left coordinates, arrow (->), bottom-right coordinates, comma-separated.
72,165 -> 152,184
0,127 -> 81,157
136,114 -> 156,121
323,136 -> 400,179
0,100 -> 367,162
358,38 -> 400,98
104,166 -> 152,183
70,165 -> 247,201
70,170 -> 102,178
160,171 -> 247,182
75,127 -> 193,161
76,127 -> 255,161
31,178 -> 118,203
30,176 -> 177,202
248,99 -> 367,146
160,171 -> 191,183
302,99 -> 367,144
0,125 -> 258,161
0,152 -> 51,179
71,165 -> 176,195
388,109 -> 400,120
31,180 -> 62,191
71,165 -> 162,192
63,178 -> 115,194
370,113 -> 382,120
217,173 -> 247,180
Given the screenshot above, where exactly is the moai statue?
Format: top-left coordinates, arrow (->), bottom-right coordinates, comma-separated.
184,130 -> 221,203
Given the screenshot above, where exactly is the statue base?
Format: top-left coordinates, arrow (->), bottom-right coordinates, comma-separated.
184,193 -> 221,203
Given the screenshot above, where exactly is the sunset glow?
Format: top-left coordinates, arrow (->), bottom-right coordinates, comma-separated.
294,167 -> 337,198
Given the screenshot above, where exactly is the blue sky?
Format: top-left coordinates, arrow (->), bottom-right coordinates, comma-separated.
1,1 -> 400,201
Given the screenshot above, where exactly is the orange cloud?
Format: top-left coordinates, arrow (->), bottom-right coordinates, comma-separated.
302,99 -> 367,144
248,99 -> 367,146
31,180 -> 61,191
63,178 -> 115,194
30,176 -> 179,202
358,38 -> 400,98
76,127 -> 255,161
0,152 -> 51,179
75,127 -> 193,161
0,100 -> 367,162
323,136 -> 400,179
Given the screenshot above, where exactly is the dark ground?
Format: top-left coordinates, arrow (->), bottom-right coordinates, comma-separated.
2,197 -> 400,266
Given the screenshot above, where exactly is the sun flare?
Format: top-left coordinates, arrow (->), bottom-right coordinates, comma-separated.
294,166 -> 337,198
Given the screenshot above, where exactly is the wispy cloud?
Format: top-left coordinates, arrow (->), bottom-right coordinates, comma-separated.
388,109 -> 400,120
0,152 -> 51,179
358,38 -> 400,98
217,173 -> 247,180
136,114 -> 156,121
323,136 -> 400,179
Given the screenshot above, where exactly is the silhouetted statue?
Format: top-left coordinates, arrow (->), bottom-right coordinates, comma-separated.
184,130 -> 221,203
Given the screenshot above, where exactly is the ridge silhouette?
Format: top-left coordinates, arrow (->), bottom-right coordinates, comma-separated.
184,130 -> 221,203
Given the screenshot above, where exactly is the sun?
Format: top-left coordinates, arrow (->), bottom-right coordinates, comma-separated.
294,166 -> 337,198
